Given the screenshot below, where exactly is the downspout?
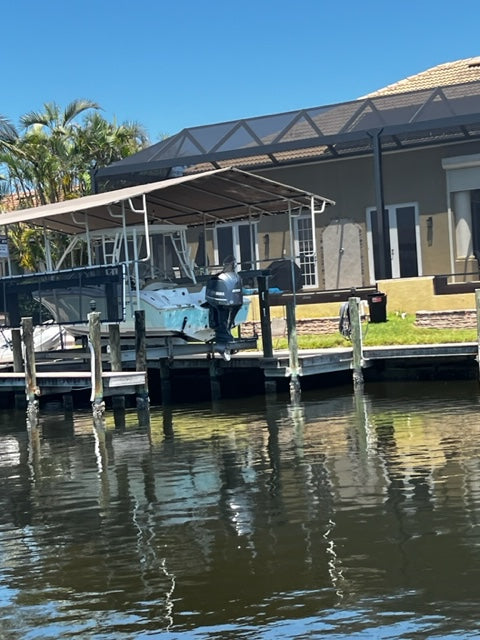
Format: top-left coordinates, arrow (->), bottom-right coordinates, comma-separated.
288,200 -> 297,309
127,194 -> 151,312
133,227 -> 141,309
128,194 -> 151,265
120,201 -> 134,318
310,194 -> 324,285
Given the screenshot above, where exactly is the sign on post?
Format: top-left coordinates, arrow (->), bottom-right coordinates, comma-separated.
0,236 -> 9,259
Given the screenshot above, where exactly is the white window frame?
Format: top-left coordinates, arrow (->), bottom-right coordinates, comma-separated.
293,212 -> 318,289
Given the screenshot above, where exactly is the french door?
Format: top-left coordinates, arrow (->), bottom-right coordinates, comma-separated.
214,223 -> 257,271
367,204 -> 421,280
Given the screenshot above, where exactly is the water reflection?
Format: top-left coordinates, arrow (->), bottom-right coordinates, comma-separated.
1,382 -> 480,637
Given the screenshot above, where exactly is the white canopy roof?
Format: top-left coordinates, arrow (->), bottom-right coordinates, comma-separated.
0,167 -> 334,235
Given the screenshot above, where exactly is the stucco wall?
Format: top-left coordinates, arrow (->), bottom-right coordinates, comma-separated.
188,138 -> 480,306
258,139 -> 480,283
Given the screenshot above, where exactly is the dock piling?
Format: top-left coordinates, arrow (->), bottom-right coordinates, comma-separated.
135,310 -> 150,412
159,360 -> 172,404
209,359 -> 222,401
258,275 -> 273,358
108,323 -> 122,372
349,296 -> 364,389
62,394 -> 74,413
21,317 -> 40,410
475,290 -> 480,382
286,301 -> 301,403
11,328 -> 26,410
264,378 -> 278,395
109,323 -> 125,411
88,311 -> 104,419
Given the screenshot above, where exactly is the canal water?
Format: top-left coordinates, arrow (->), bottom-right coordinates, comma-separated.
2,380 -> 480,639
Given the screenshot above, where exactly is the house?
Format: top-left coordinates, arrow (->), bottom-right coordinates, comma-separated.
94,58 -> 480,316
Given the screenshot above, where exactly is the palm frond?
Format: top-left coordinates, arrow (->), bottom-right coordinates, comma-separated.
63,99 -> 100,125
0,115 -> 19,144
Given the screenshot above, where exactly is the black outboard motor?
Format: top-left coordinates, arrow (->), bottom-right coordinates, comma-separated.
206,260 -> 243,344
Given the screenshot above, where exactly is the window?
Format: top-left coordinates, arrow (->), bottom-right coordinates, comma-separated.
294,214 -> 318,288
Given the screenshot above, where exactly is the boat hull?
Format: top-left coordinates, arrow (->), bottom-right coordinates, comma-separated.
40,285 -> 251,343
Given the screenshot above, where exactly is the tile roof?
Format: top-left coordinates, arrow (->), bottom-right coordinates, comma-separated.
363,56 -> 480,97
0,192 -> 41,213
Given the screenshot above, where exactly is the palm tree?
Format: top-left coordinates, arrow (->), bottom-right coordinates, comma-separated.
18,99 -> 101,203
0,100 -> 150,270
69,112 -> 150,194
0,115 -> 17,146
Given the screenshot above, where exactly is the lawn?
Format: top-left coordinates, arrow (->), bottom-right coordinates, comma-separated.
268,312 -> 478,350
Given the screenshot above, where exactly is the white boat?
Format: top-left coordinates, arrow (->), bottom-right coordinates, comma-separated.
0,324 -> 75,364
26,223 -> 250,345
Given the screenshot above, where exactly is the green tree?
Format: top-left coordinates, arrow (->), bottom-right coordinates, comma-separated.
0,100 -> 150,271
18,99 -> 101,203
0,114 -> 17,146
77,112 -> 149,167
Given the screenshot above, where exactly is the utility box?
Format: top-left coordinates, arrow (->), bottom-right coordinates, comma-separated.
367,291 -> 387,323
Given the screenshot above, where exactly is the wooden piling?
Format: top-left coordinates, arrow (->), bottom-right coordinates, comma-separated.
113,405 -> 126,430
11,328 -> 26,410
134,310 -> 149,410
11,328 -> 22,372
159,360 -> 172,404
349,296 -> 364,389
209,359 -> 222,401
162,406 -> 174,438
257,275 -> 273,358
286,301 -> 301,403
476,290 -> 480,381
21,317 -> 39,407
88,311 -> 104,418
264,378 -> 278,395
62,393 -> 74,412
109,323 -> 125,410
108,323 -> 122,372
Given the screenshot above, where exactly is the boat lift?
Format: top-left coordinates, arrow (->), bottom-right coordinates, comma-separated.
0,168 -> 335,362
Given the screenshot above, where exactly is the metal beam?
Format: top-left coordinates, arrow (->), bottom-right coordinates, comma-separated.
370,130 -> 387,280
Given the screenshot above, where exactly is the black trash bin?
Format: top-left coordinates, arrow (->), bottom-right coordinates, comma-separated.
367,291 -> 387,323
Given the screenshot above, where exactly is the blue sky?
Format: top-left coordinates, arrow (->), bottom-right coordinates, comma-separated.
3,0 -> 480,142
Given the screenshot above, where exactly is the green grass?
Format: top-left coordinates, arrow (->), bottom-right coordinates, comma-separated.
266,313 -> 478,350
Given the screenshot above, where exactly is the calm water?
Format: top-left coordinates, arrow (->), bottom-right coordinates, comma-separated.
2,381 -> 480,639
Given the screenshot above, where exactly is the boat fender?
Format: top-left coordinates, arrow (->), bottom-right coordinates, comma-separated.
339,302 -> 351,339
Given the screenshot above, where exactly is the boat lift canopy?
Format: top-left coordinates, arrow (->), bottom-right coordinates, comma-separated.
0,167 -> 334,235
0,168 -> 335,329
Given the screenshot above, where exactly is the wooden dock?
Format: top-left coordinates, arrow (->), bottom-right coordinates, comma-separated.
157,342 -> 478,383
0,294 -> 479,413
0,369 -> 146,392
0,338 -> 476,408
